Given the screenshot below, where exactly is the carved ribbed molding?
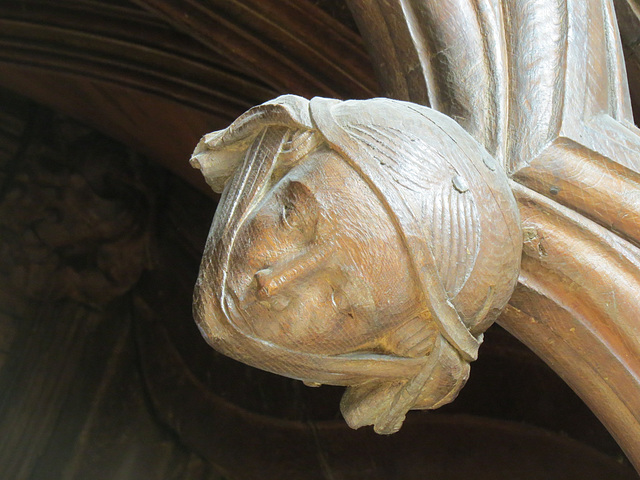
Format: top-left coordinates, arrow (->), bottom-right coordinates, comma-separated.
0,0 -> 277,192
131,0 -> 376,98
0,1 -> 276,115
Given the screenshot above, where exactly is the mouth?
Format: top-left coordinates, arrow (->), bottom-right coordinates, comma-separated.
258,295 -> 291,312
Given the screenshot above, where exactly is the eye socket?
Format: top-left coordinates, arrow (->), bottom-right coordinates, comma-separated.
279,180 -> 319,238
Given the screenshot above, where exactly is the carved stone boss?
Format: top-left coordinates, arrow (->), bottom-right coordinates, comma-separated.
191,0 -> 640,470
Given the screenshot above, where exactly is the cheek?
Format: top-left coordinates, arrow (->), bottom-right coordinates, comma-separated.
282,281 -> 335,322
225,218 -> 280,295
335,220 -> 415,313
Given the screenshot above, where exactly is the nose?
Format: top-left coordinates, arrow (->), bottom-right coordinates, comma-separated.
255,244 -> 331,298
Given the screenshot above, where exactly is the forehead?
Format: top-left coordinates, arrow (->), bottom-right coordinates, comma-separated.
278,146 -> 366,200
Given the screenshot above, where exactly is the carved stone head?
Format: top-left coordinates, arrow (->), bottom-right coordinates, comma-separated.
191,95 -> 521,433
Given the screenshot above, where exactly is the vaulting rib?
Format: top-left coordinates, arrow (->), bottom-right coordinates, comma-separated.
348,0 -> 509,165
347,0 -> 640,469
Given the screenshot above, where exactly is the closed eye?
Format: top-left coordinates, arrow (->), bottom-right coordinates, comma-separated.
282,202 -> 301,229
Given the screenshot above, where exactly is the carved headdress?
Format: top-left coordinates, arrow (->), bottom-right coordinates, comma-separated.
191,95 -> 521,433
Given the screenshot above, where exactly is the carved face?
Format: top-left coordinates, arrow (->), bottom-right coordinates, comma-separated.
224,146 -> 421,355
193,95 -> 522,433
